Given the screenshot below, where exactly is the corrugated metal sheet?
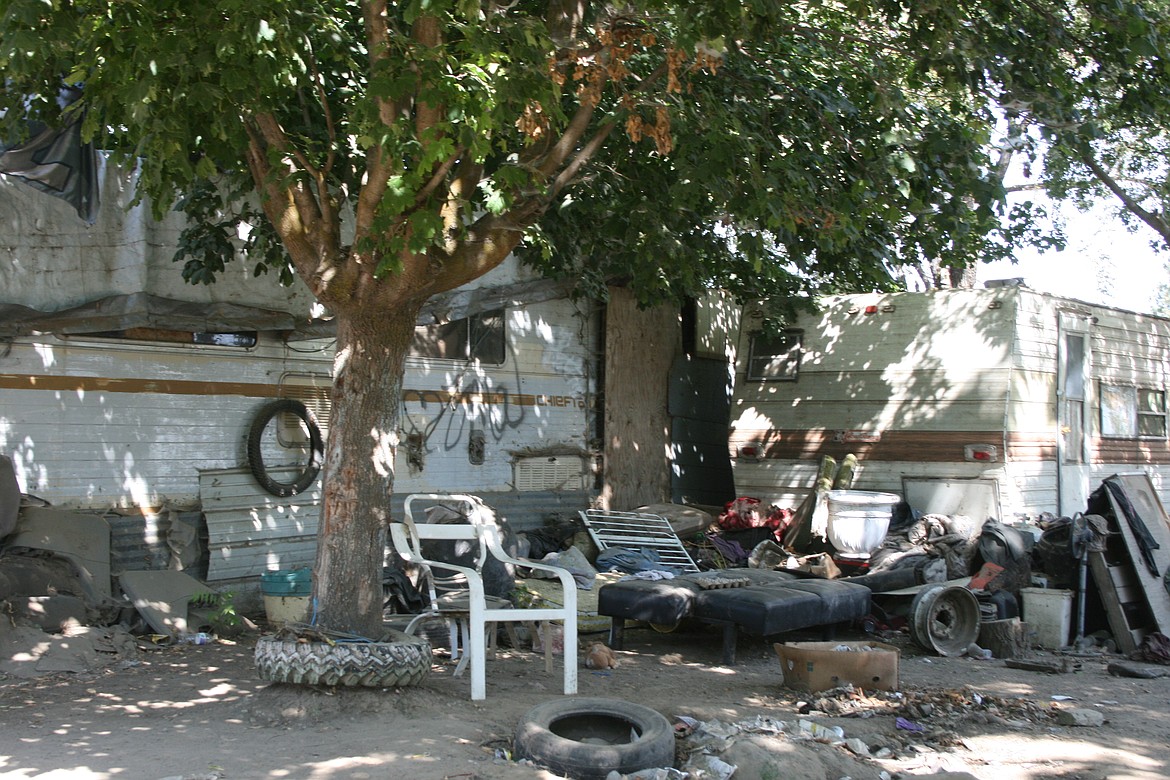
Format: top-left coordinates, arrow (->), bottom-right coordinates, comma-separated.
199,463 -> 595,583
107,508 -> 195,575
199,467 -> 322,581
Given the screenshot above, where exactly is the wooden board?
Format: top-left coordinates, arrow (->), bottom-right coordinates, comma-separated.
1088,548 -> 1149,655
1099,474 -> 1170,636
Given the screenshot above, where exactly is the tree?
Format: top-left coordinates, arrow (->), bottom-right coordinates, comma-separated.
5,1 -> 1170,636
961,0 -> 1170,249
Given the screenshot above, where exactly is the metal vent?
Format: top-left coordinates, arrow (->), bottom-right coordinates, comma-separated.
278,373 -> 332,438
514,456 -> 587,491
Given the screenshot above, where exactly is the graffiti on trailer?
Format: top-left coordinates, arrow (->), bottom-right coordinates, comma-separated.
402,379 -> 590,456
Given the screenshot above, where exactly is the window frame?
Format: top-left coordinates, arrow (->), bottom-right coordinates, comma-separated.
746,328 -> 803,382
63,327 -> 258,349
1100,383 -> 1168,439
409,308 -> 506,365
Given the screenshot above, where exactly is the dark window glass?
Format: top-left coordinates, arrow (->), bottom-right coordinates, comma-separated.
410,309 -> 505,364
747,330 -> 802,381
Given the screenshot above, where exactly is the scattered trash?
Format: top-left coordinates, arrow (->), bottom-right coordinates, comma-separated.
673,716 -> 699,738
680,754 -> 735,779
798,719 -> 845,743
965,642 -> 993,660
614,768 -> 688,780
655,685 -> 1062,780
845,737 -> 871,755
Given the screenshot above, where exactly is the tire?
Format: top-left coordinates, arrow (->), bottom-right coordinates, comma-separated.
513,697 -> 675,780
247,399 -> 324,497
253,630 -> 432,688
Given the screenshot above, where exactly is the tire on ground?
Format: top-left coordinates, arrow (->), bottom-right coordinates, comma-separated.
254,630 -> 432,688
513,696 -> 675,779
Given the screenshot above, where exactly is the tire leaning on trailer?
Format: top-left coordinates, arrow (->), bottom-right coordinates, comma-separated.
246,399 -> 324,497
253,630 -> 432,688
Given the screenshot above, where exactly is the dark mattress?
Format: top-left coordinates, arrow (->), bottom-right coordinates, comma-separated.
597,568 -> 871,637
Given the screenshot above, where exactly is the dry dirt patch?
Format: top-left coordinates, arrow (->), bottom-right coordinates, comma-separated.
0,625 -> 1167,780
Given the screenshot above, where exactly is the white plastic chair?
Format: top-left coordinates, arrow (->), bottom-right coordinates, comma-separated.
389,493 -> 579,701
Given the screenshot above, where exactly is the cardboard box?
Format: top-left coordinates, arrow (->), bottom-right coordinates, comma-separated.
774,640 -> 900,692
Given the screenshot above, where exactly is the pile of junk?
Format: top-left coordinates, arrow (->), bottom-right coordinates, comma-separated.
684,457 -> 1170,663
1,454 -> 246,680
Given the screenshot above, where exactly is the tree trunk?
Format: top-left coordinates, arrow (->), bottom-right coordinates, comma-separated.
601,287 -> 678,509
311,304 -> 422,637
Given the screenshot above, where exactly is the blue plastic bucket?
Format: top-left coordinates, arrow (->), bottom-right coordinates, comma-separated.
260,567 -> 312,596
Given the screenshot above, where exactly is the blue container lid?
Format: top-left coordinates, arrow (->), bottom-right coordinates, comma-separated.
260,567 -> 312,596
261,567 -> 312,584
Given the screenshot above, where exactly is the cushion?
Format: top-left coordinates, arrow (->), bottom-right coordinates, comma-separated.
597,568 -> 871,636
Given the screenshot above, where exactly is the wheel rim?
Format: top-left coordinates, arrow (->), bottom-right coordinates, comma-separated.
909,584 -> 982,656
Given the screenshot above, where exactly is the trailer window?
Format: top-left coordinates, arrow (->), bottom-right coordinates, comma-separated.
746,330 -> 802,381
1101,385 -> 1167,438
67,327 -> 257,348
410,309 -> 505,364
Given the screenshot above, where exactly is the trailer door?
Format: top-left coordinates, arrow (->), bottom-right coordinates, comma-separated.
1057,313 -> 1092,515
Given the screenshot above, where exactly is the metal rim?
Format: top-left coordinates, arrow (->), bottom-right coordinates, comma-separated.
909,584 -> 982,656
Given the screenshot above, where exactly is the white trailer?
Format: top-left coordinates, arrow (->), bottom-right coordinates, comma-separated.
729,285 -> 1170,520
0,170 -> 597,590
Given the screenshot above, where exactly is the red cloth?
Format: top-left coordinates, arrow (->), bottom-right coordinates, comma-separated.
717,497 -> 795,542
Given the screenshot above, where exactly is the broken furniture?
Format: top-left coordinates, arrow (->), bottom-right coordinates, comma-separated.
596,568 -> 871,664
579,508 -> 702,573
2,505 -> 119,630
390,493 -> 578,701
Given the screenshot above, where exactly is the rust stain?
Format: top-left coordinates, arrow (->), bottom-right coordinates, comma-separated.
2,373 -> 592,408
0,373 -> 282,397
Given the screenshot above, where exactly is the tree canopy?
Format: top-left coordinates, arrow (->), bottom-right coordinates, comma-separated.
6,0 -> 1170,634
0,1 -> 1134,308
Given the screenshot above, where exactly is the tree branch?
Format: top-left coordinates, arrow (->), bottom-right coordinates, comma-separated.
1078,145 -> 1170,245
243,122 -> 326,292
552,119 -> 617,195
355,0 -> 397,245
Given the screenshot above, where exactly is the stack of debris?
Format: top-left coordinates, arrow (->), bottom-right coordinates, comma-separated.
1,454 -> 245,680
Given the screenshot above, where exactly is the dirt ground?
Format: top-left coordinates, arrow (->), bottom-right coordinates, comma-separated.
1,618 -> 1168,780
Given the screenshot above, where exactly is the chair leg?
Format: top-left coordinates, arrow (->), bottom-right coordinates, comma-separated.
452,618 -> 472,677
541,621 -> 554,673
562,616 -> 578,696
447,619 -> 462,662
503,623 -> 523,650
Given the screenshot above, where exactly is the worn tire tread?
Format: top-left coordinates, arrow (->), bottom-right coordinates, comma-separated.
254,631 -> 431,688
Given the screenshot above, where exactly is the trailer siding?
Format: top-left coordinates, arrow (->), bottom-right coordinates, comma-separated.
729,287 -> 1170,519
